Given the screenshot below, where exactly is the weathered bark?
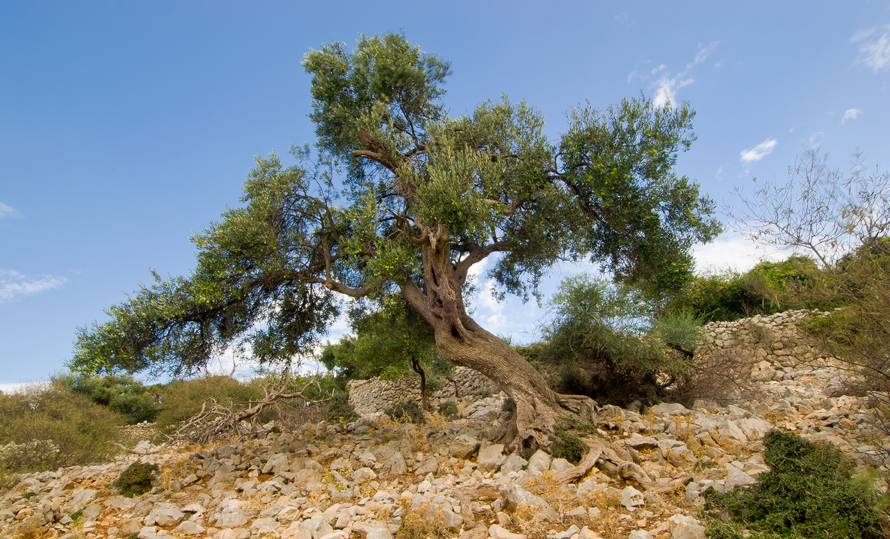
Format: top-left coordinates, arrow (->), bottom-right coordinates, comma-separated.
401,224 -> 596,451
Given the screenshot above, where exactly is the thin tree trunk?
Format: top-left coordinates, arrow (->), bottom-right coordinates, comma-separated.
411,357 -> 429,411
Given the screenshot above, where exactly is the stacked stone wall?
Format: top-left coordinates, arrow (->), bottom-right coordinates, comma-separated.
347,366 -> 499,416
699,309 -> 839,384
348,309 -> 838,415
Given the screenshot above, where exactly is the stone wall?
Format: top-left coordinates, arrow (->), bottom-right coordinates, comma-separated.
699,309 -> 837,384
348,309 -> 837,416
347,366 -> 499,416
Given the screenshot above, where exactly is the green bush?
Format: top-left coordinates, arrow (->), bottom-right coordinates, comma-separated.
541,274 -> 694,406
0,386 -> 122,478
704,429 -> 884,539
53,372 -> 158,424
549,422 -> 589,465
113,461 -> 159,497
437,400 -> 459,419
326,390 -> 359,423
385,400 -> 425,425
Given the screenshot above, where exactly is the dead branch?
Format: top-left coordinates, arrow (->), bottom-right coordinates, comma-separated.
167,377 -> 331,445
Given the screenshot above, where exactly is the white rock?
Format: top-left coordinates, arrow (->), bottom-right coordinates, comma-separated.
527,449 -> 552,476
668,514 -> 706,539
478,444 -> 506,472
629,531 -> 652,539
489,524 -> 527,539
550,458 -> 574,474
621,486 -> 645,510
173,520 -> 206,535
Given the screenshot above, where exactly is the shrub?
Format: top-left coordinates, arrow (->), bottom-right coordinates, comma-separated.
541,274 -> 695,406
0,386 -> 122,477
437,400 -> 459,419
549,422 -> 589,464
385,400 -> 425,425
113,461 -> 159,497
53,372 -> 158,424
326,390 -> 358,423
704,429 -> 884,539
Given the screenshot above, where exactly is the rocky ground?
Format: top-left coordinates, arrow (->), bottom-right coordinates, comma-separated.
2,315 -> 888,539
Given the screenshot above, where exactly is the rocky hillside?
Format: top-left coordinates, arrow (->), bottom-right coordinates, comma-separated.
1,310 -> 887,539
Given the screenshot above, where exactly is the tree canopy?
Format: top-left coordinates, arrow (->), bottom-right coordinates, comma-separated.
72,33 -> 720,449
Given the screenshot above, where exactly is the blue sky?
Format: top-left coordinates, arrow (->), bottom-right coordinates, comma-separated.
2,2 -> 889,387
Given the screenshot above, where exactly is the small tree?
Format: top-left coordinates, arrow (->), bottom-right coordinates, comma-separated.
321,295 -> 452,411
72,34 -> 720,449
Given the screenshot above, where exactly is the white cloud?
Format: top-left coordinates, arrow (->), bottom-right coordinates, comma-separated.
478,278 -> 506,329
652,75 -> 694,109
842,108 -> 862,124
809,131 -> 825,148
647,42 -> 720,108
0,202 -> 17,219
693,232 -> 791,275
739,138 -> 778,164
852,24 -> 890,72
0,269 -> 67,303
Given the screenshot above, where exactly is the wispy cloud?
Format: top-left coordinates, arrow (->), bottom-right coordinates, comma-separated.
852,24 -> 890,72
0,202 -> 18,219
0,269 -> 67,303
740,138 -> 778,164
647,41 -> 720,108
842,108 -> 862,124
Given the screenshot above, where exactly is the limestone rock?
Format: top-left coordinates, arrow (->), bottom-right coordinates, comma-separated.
478,444 -> 506,472
668,514 -> 706,539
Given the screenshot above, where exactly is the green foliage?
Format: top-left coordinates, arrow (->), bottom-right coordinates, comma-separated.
152,376 -> 265,431
52,372 -> 158,424
541,274 -> 693,406
322,295 -> 450,383
0,386 -> 122,476
72,32 -> 719,383
326,390 -> 359,424
669,255 -> 826,323
385,400 -> 425,425
650,309 -> 704,353
704,430 -> 884,539
113,461 -> 159,497
549,422 -> 590,464
437,400 -> 458,419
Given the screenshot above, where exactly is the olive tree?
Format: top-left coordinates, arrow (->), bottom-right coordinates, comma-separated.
73,34 -> 720,449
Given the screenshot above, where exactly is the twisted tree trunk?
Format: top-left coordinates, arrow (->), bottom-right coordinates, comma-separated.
402,225 -> 596,451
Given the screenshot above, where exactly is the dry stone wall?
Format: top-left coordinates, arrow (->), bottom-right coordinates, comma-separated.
349,310 -> 840,415
699,309 -> 845,387
347,366 -> 500,416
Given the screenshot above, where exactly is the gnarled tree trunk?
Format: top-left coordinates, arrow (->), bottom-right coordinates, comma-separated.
402,225 -> 596,451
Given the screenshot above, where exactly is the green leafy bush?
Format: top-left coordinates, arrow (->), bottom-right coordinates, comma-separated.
0,386 -> 122,478
704,429 -> 884,539
549,422 -> 589,464
437,400 -> 459,419
541,274 -> 692,406
113,461 -> 159,497
53,372 -> 158,424
385,400 -> 425,425
326,390 -> 358,423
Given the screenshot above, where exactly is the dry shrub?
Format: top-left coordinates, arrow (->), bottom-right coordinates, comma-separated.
153,376 -> 265,431
672,346 -> 761,406
396,503 -> 451,539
